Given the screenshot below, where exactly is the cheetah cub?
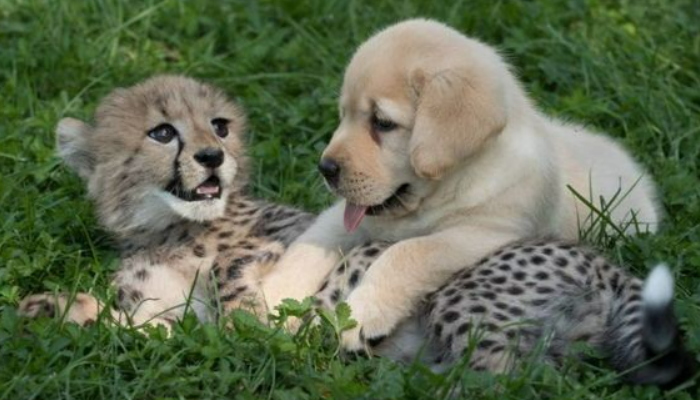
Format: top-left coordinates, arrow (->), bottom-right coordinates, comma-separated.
19,75 -> 321,327
317,241 -> 696,386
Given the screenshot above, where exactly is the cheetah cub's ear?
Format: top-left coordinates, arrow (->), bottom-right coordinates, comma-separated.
56,117 -> 94,180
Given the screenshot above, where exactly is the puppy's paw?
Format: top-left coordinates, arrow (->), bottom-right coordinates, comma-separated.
341,290 -> 396,352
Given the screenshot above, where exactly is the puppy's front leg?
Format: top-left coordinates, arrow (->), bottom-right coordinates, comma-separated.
262,202 -> 365,316
341,227 -> 517,351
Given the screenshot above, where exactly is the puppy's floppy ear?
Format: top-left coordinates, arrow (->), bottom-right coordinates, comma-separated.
56,117 -> 94,180
409,68 -> 506,179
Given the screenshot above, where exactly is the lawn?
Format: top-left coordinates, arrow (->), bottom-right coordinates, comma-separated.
1,0 -> 699,398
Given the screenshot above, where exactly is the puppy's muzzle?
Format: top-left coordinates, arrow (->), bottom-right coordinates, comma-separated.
318,158 -> 341,188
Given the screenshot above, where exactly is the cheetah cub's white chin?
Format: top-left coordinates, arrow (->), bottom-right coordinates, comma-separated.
156,188 -> 229,222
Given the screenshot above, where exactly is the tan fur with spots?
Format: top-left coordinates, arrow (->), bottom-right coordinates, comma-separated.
19,76 -> 316,327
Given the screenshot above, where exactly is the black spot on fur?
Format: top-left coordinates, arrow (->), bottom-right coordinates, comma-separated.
456,323 -> 471,335
448,295 -> 463,306
513,271 -> 527,281
217,244 -> 231,252
491,345 -> 505,354
555,257 -> 569,267
481,291 -> 496,300
220,286 -> 248,303
498,264 -> 511,271
531,255 -> 546,265
193,245 -> 206,258
507,286 -> 524,295
364,247 -> 380,257
554,270 -> 577,285
536,286 -> 555,294
218,231 -> 234,239
130,290 -> 143,303
534,271 -> 549,280
530,299 -> 548,306
459,270 -> 472,279
178,230 -> 190,243
483,323 -> 499,332
478,269 -> 493,276
434,323 -> 443,338
461,281 -> 478,290
501,252 -> 515,261
493,313 -> 508,321
610,272 -> 620,292
443,311 -> 460,323
509,306 -> 524,316
335,263 -> 347,274
628,294 -> 641,303
330,289 -> 341,303
349,270 -> 361,288
478,339 -> 496,349
227,255 -> 254,280
490,276 -> 507,285
135,269 -> 149,281
470,305 -> 487,314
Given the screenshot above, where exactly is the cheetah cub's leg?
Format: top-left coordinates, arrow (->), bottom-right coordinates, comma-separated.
20,256 -> 211,330
19,292 -> 103,326
109,257 -> 212,328
212,240 -> 286,321
315,241 -> 389,311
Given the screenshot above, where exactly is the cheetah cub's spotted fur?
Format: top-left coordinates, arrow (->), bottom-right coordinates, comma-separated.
318,241 -> 695,386
19,75 -> 322,326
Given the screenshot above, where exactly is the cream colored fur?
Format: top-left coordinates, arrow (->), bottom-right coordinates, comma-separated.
261,19 -> 659,349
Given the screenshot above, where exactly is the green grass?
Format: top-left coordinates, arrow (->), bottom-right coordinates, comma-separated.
1,0 -> 699,398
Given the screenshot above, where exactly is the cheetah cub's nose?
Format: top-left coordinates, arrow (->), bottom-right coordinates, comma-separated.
194,148 -> 224,169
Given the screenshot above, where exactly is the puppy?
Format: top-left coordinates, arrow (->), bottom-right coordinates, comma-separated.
261,19 -> 660,350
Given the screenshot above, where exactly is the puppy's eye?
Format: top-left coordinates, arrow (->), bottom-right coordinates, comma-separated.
211,118 -> 230,138
371,115 -> 397,133
147,124 -> 178,144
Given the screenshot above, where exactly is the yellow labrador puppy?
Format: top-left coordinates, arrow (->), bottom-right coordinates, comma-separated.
262,19 -> 659,350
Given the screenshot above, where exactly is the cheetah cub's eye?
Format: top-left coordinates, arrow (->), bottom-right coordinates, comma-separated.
147,123 -> 178,144
211,118 -> 230,138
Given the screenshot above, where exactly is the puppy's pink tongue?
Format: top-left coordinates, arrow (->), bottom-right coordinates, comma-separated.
344,203 -> 368,233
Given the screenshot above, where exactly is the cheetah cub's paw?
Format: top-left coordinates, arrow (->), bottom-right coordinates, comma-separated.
18,293 -> 101,326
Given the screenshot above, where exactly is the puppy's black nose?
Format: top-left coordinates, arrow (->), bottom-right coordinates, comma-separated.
194,147 -> 224,169
318,158 -> 341,186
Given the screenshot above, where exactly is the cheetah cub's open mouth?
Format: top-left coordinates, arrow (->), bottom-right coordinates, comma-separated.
166,175 -> 222,202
